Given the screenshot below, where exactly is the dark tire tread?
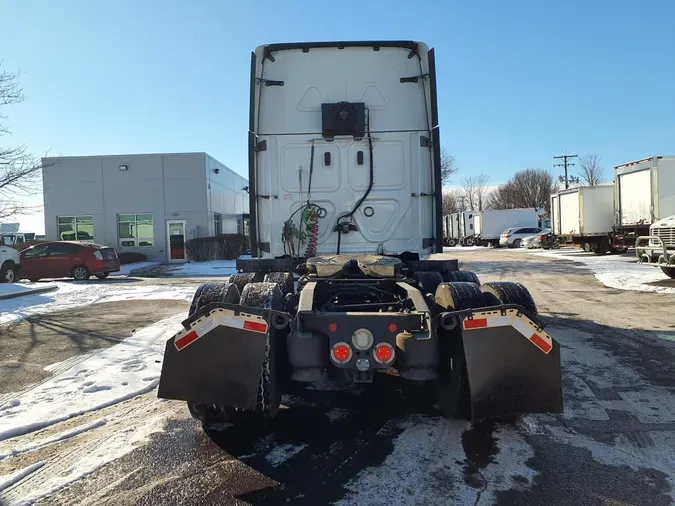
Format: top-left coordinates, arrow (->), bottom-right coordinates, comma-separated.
480,281 -> 539,321
442,270 -> 480,285
240,282 -> 284,420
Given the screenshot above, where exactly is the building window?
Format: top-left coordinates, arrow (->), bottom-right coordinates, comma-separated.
214,213 -> 222,236
118,214 -> 153,247
58,216 -> 94,241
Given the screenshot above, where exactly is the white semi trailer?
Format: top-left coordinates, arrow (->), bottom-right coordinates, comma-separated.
550,185 -> 622,253
474,208 -> 543,247
551,156 -> 675,254
613,156 -> 675,247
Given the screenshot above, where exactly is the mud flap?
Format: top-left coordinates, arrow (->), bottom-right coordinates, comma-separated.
157,305 -> 288,411
459,308 -> 563,422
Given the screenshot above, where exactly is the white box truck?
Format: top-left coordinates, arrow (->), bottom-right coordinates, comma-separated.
550,185 -> 618,253
474,208 -> 542,247
613,156 -> 675,246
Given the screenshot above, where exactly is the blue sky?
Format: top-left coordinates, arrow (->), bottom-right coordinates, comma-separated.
1,0 -> 674,233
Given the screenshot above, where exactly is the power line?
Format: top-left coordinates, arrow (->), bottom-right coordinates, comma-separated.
553,153 -> 579,189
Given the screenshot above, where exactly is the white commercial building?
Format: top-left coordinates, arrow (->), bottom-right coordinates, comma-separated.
42,152 -> 249,263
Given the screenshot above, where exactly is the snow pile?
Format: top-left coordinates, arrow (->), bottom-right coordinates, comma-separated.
0,313 -> 183,441
0,281 -> 193,325
532,249 -> 675,294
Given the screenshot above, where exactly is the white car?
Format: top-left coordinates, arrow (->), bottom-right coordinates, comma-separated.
520,235 -> 538,249
500,227 -> 544,248
0,238 -> 21,283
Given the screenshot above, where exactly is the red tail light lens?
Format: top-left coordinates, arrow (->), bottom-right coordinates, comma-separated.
331,342 -> 352,363
504,234 -> 511,238
373,343 -> 394,364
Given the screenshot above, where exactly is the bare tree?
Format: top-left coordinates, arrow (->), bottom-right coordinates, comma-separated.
440,148 -> 458,184
578,154 -> 605,186
0,63 -> 45,221
442,188 -> 462,215
486,169 -> 557,213
462,173 -> 489,211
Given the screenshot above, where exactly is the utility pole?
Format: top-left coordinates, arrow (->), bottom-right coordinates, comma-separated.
554,154 -> 579,189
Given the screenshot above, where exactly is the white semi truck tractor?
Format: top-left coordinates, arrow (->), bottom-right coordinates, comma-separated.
157,41 -> 563,430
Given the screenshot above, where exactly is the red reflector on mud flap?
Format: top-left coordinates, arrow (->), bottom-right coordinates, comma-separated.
243,320 -> 268,333
463,318 -> 488,330
175,330 -> 199,351
530,332 -> 553,354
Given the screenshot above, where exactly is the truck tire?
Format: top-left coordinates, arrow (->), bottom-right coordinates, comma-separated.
591,244 -> 606,255
609,246 -> 628,254
239,282 -> 284,420
186,282 -> 241,425
447,238 -> 457,247
188,282 -> 241,316
463,236 -> 475,247
263,271 -> 295,296
434,282 -> 487,419
229,272 -> 262,295
442,270 -> 480,285
412,271 -> 444,298
480,281 -> 539,322
661,266 -> 675,279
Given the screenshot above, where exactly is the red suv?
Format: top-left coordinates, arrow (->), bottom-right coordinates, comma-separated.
20,242 -> 120,281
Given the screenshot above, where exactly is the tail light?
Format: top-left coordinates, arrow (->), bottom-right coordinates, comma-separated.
94,251 -> 103,260
373,343 -> 395,364
538,235 -> 547,240
331,342 -> 353,364
504,234 -> 511,238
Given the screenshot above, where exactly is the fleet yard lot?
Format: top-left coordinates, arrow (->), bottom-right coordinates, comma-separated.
0,248 -> 674,506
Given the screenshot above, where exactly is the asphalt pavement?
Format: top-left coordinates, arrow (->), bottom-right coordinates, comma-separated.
2,247 -> 674,506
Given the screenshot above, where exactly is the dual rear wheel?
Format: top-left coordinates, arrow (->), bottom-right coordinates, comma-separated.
187,275 -> 290,426
433,279 -> 539,419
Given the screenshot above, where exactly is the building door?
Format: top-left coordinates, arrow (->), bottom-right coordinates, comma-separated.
166,220 -> 187,263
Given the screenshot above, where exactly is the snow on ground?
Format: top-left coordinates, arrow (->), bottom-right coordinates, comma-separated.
0,283 -> 56,298
337,416 -> 535,505
156,259 -> 237,277
0,419 -> 107,460
112,261 -> 160,276
530,248 -> 675,294
0,313 -> 183,442
0,461 -> 45,493
0,281 -> 193,325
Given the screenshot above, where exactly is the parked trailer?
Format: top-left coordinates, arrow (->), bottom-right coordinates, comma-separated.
474,208 -> 542,247
613,156 -> 675,247
442,215 -> 459,247
550,185 -> 623,254
443,213 -> 461,246
157,40 -> 563,432
459,211 -> 476,246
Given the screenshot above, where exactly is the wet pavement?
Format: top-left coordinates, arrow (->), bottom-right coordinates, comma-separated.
2,248 -> 675,505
